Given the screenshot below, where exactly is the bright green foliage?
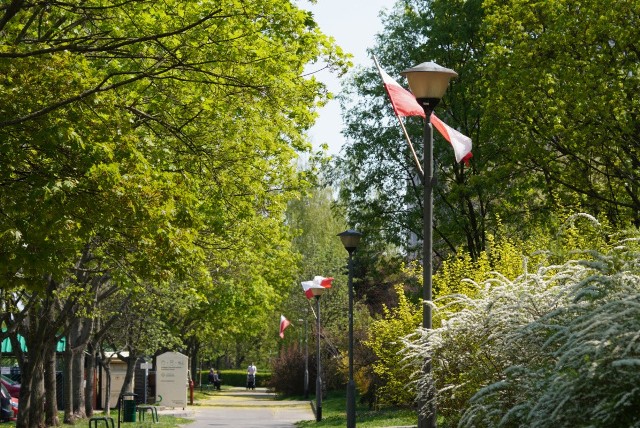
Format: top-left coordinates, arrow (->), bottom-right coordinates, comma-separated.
365,284 -> 422,408
481,0 -> 640,228
0,1 -> 349,425
335,0 -> 640,275
284,184 -> 350,329
434,228 -> 543,300
364,230 -> 540,409
433,213 -> 612,302
0,0 -> 348,320
278,184 -> 352,390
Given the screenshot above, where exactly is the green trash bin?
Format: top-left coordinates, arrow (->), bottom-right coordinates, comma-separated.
122,393 -> 137,422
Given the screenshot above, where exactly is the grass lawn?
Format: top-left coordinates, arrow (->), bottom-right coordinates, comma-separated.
295,390 -> 417,428
48,388 -> 416,428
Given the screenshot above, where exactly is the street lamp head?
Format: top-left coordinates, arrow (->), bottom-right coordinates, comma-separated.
400,61 -> 457,113
310,286 -> 328,297
338,229 -> 362,254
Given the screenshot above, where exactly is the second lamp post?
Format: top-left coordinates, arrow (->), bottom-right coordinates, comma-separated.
311,286 -> 328,421
338,229 -> 362,428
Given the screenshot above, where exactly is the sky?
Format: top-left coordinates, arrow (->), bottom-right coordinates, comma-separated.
299,0 -> 397,155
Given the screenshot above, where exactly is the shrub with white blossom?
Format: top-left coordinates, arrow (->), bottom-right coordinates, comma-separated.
404,218 -> 640,427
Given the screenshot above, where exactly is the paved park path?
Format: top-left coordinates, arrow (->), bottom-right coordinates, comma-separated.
157,387 -> 315,428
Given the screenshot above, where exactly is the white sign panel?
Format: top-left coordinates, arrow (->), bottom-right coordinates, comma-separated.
155,351 -> 188,408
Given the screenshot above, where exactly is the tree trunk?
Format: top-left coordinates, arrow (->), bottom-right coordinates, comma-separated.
72,346 -> 87,419
85,348 -> 96,417
235,341 -> 245,369
44,346 -> 59,427
103,360 -> 112,415
67,315 -> 94,420
62,346 -> 74,424
17,322 -> 51,428
190,340 -> 200,387
15,292 -> 58,428
25,357 -> 46,428
119,354 -> 138,396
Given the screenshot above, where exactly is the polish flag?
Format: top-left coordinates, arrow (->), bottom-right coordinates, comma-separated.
301,276 -> 334,299
378,66 -> 426,118
279,315 -> 291,339
430,113 -> 473,164
375,60 -> 473,164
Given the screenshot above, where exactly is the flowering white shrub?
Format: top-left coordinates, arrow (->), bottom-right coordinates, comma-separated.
404,228 -> 640,427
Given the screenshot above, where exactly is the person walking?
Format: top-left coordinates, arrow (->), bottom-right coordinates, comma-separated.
246,363 -> 257,390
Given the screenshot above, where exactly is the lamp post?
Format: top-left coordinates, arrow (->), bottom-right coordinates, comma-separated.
299,312 -> 309,399
338,229 -> 362,428
311,286 -> 328,421
400,62 -> 457,428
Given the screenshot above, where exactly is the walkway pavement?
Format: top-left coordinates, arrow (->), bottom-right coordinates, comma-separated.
156,387 -> 315,428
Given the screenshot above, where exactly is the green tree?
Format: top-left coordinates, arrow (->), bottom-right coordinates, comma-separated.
481,0 -> 640,228
280,184 -> 351,390
334,0 -> 489,261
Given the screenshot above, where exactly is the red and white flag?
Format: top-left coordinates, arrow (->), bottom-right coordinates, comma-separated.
375,59 -> 473,164
279,315 -> 291,339
430,113 -> 473,164
378,66 -> 426,118
301,276 -> 334,299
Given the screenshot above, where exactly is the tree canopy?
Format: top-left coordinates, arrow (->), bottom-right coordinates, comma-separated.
333,0 -> 640,262
0,1 -> 349,426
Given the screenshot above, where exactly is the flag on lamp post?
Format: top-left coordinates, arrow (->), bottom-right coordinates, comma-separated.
301,276 -> 334,299
378,64 -> 426,118
279,315 -> 291,339
430,113 -> 473,164
374,59 -> 473,165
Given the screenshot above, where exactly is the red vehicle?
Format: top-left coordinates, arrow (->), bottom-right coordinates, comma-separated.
0,382 -> 18,422
0,376 -> 19,399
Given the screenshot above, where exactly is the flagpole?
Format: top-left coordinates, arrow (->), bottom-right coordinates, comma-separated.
373,55 -> 424,177
304,308 -> 309,399
396,111 -> 424,177
315,294 -> 323,421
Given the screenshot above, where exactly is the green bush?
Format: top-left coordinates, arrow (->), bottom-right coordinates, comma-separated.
406,217 -> 640,427
365,284 -> 421,409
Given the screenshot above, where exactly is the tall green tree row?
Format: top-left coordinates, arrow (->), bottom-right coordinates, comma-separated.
0,1 -> 349,426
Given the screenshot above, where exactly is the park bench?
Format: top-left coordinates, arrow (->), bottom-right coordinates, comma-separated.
200,382 -> 221,391
88,416 -> 114,428
137,405 -> 159,423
